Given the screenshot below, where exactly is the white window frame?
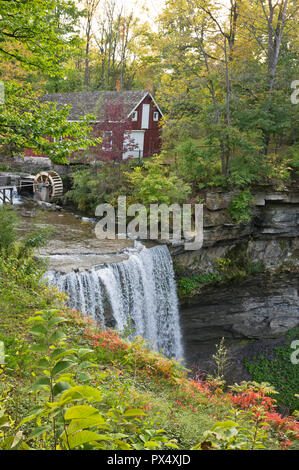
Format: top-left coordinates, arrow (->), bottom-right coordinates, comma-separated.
153,111 -> 159,121
141,104 -> 150,129
132,111 -> 138,121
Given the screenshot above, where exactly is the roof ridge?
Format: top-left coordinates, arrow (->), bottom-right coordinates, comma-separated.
44,89 -> 148,96
41,90 -> 154,121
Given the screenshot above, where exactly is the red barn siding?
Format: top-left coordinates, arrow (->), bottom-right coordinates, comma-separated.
24,93 -> 162,162
131,94 -> 162,158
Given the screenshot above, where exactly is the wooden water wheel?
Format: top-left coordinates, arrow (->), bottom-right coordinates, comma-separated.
33,171 -> 63,202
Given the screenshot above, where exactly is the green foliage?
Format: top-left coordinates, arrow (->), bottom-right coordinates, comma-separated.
217,242 -> 266,280
208,337 -> 231,387
1,298 -> 298,450
177,244 -> 266,298
216,250 -> 265,283
0,206 -> 49,284
176,134 -> 267,191
0,405 -> 23,450
0,82 -> 101,164
228,190 -> 254,223
0,212 -> 297,451
193,410 -> 270,450
228,380 -> 279,397
8,309 -> 179,450
64,163 -> 127,215
0,334 -> 31,376
176,139 -> 224,190
262,153 -> 293,187
245,330 -> 299,412
156,0 -> 298,186
288,144 -> 299,173
0,206 -> 18,250
227,154 -> 265,188
0,207 -> 57,340
0,0 -> 83,73
178,273 -> 222,296
127,156 -> 191,205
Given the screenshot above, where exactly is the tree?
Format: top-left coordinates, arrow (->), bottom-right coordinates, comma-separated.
83,0 -> 100,88
0,0 -> 83,74
93,0 -> 146,90
0,1 -> 102,163
0,82 -> 101,164
239,0 -> 299,153
156,0 -> 246,177
154,0 -> 298,183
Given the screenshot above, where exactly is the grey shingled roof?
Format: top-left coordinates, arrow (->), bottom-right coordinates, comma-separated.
41,90 -> 149,121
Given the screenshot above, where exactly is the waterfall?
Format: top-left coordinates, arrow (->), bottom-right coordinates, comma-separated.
46,243 -> 184,360
0,185 -> 22,206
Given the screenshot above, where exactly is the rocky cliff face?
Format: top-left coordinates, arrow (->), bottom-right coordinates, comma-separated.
171,185 -> 299,381
180,272 -> 298,382
173,186 -> 299,270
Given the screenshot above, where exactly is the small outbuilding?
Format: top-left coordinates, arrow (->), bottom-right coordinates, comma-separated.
25,90 -> 163,162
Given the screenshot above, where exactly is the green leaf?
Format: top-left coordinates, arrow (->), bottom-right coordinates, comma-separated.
133,443 -> 144,450
52,360 -> 74,377
18,407 -> 44,427
67,416 -> 108,434
29,425 -> 51,439
36,358 -> 50,368
65,405 -> 99,420
30,324 -> 47,336
48,317 -> 69,327
30,376 -> 50,391
66,431 -> 110,449
60,385 -> 102,404
77,372 -> 91,382
123,409 -> 146,417
114,439 -> 132,450
49,330 -> 66,344
53,381 -> 72,396
166,442 -> 179,449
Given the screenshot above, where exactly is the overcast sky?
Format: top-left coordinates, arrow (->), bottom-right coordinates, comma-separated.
75,0 -> 165,32
97,0 -> 164,24
125,0 -> 165,20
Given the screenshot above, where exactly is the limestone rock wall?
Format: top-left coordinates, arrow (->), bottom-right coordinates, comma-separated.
172,185 -> 299,379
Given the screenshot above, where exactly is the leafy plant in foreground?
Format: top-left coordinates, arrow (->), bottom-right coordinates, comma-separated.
15,309 -> 178,450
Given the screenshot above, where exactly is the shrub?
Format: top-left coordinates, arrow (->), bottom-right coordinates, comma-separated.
228,189 -> 254,223
176,139 -> 224,190
64,163 -> 127,215
245,329 -> 299,413
127,155 -> 191,205
178,273 -> 222,296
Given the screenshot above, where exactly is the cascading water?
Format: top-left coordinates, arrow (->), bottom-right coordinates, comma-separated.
46,243 -> 184,360
0,185 -> 22,206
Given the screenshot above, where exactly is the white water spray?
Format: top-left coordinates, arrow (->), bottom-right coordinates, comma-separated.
0,185 -> 22,206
